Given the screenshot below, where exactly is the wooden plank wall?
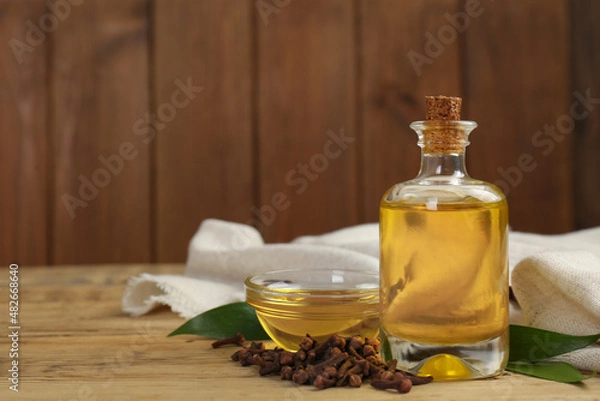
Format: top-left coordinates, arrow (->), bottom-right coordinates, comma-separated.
361,0 -> 464,223
153,0 -> 254,262
52,0 -> 152,263
1,0 -> 598,265
258,0 -> 358,242
0,1 -> 48,265
572,0 -> 600,230
464,0 -> 573,233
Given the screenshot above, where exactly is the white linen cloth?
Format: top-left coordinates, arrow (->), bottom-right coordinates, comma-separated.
122,219 -> 600,370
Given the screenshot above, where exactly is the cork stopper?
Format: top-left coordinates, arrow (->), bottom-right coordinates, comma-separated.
425,96 -> 462,120
418,96 -> 469,154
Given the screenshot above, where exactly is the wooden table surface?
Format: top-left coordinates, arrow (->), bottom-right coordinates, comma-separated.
2,264 -> 599,400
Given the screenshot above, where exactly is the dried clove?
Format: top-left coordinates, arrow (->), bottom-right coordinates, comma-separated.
249,341 -> 265,351
306,349 -> 317,364
330,335 -> 347,350
236,348 -> 254,366
376,370 -> 396,381
406,373 -> 434,385
336,363 -> 362,387
325,346 -> 343,359
295,349 -> 307,362
313,373 -> 336,389
348,335 -> 364,350
259,361 -> 280,376
323,365 -> 337,378
348,374 -> 362,388
292,368 -> 309,385
313,352 -> 348,371
304,364 -> 318,381
366,337 -> 381,353
252,353 -> 266,367
371,377 -> 413,393
227,334 -> 433,394
336,359 -> 354,379
362,344 -> 376,357
299,334 -> 314,351
211,333 -> 246,348
280,365 -> 293,380
279,351 -> 294,366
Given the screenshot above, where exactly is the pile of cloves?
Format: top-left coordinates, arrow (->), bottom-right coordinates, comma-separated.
215,333 -> 432,393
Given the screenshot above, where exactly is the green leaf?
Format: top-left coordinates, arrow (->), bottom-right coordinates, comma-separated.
509,325 -> 600,362
167,302 -> 270,340
506,361 -> 587,383
380,333 -> 393,362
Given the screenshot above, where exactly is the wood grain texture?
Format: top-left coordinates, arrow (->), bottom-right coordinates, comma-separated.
0,0 -> 48,265
2,264 -> 599,400
153,0 -> 254,261
257,0 -> 358,242
360,0 -> 463,222
1,0 -> 599,265
51,0 -> 151,263
571,0 -> 600,230
464,0 -> 573,233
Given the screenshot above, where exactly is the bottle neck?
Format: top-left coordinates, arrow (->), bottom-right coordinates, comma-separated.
416,151 -> 469,179
409,120 -> 477,180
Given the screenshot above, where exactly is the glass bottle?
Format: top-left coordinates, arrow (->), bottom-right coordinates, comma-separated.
379,96 -> 509,380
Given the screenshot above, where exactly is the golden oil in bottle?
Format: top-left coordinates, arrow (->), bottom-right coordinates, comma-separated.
379,96 -> 509,380
380,200 -> 508,344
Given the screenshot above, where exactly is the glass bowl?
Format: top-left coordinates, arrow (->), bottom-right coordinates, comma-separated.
245,269 -> 379,350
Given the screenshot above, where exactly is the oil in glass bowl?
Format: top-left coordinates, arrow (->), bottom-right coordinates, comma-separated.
245,269 -> 379,350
